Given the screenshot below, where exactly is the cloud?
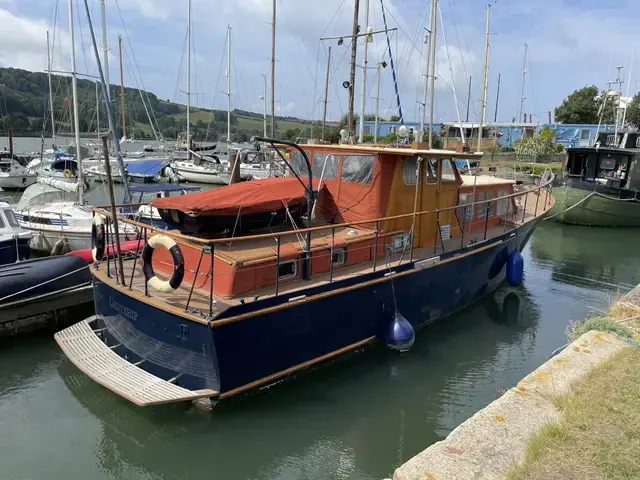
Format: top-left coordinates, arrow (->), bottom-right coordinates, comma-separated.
0,9 -> 67,72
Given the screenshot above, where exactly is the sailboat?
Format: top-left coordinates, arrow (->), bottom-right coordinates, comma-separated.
15,0 -> 136,254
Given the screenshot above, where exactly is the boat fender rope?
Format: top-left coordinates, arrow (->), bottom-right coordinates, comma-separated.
91,215 -> 106,263
142,234 -> 184,293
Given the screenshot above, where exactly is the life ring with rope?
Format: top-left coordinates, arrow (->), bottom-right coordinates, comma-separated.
142,234 -> 185,293
63,168 -> 73,178
91,215 -> 106,262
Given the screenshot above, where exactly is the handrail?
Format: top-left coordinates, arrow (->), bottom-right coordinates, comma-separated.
92,172 -> 554,247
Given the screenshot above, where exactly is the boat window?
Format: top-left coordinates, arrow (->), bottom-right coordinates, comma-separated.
496,189 -> 510,216
289,151 -> 311,178
599,157 -> 617,170
312,153 -> 339,179
580,129 -> 590,140
0,213 -> 5,229
341,155 -> 374,184
425,158 -> 439,184
476,191 -> 487,219
486,191 -> 495,217
441,159 -> 457,182
391,233 -> 411,253
278,260 -> 297,279
332,248 -> 345,266
458,193 -> 473,222
3,210 -> 19,228
403,157 -> 420,186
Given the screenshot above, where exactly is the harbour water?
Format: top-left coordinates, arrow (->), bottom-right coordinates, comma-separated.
0,221 -> 638,480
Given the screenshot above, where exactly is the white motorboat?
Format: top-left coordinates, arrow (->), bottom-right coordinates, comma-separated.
0,154 -> 37,190
85,164 -> 128,184
14,180 -> 137,254
0,202 -> 32,265
170,159 -> 229,185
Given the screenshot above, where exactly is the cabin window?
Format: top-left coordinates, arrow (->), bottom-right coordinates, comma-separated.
0,213 -> 5,229
581,129 -> 590,140
403,157 -> 420,186
332,248 -> 346,266
312,153 -> 338,179
486,191 -> 495,217
425,158 -> 439,184
441,159 -> 457,182
496,189 -> 510,216
278,260 -> 297,279
476,191 -> 487,219
3,210 -> 19,228
599,157 -> 617,170
289,151 -> 310,177
458,193 -> 473,222
391,233 -> 412,253
341,155 -> 374,183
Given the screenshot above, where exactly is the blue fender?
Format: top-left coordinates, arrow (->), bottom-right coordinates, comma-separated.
506,250 -> 524,286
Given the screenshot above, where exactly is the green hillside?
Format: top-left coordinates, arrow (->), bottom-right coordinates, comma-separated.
0,67 -> 337,142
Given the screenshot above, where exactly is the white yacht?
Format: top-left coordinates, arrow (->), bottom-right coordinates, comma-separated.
0,202 -> 32,265
0,154 -> 37,190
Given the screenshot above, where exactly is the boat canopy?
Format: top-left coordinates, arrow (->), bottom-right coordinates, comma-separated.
15,184 -> 76,210
125,160 -> 168,177
153,177 -> 322,217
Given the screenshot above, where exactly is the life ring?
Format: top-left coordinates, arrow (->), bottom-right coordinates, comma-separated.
91,215 -> 106,262
142,234 -> 184,293
63,168 -> 73,178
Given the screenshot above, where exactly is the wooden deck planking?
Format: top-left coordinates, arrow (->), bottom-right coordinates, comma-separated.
55,319 -> 217,406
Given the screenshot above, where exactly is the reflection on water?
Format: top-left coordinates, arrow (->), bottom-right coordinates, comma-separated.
0,224 -> 635,480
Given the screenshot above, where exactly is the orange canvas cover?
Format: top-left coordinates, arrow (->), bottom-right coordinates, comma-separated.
153,177 -> 323,216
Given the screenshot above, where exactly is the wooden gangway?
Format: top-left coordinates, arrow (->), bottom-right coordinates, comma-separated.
54,317 -> 218,406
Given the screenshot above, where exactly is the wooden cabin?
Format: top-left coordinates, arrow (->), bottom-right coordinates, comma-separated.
151,146 -> 516,300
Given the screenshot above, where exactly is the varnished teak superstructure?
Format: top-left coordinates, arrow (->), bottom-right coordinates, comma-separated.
56,142 -> 554,409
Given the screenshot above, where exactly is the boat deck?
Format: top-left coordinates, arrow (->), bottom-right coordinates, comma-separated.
54,316 -> 218,406
93,189 -> 552,325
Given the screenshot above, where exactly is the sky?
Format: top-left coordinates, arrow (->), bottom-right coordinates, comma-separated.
1,0 -> 639,126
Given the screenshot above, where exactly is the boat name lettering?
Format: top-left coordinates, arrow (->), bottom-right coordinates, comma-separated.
109,297 -> 138,321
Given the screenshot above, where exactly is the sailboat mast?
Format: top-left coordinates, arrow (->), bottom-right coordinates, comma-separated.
46,30 -> 56,145
68,0 -> 84,204
118,35 -> 126,140
357,0 -> 369,143
427,0 -> 438,148
322,46 -> 332,141
187,0 -> 191,149
100,0 -> 110,101
263,74 -> 267,137
270,0 -> 276,137
347,0 -> 360,142
477,3 -> 490,153
420,22 -> 431,139
227,25 -> 231,144
518,43 -> 528,123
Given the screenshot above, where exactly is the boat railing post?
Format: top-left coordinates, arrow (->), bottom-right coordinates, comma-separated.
275,235 -> 281,296
186,248 -> 205,312
433,210 -> 440,255
208,244 -> 214,317
522,190 -> 529,223
329,227 -> 335,282
373,220 -> 379,272
128,224 -> 143,290
460,205 -> 467,249
483,201 -> 490,240
106,216 -> 111,278
504,195 -> 511,232
545,185 -> 549,209
143,227 -> 148,296
534,186 -> 540,217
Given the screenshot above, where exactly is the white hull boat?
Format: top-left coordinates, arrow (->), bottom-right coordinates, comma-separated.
171,161 -> 229,185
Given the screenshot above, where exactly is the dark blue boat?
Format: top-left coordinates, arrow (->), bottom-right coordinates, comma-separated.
55,141 -> 555,409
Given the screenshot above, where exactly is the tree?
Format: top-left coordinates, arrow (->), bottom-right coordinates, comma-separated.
338,112 -> 359,129
554,85 -> 614,124
389,115 -> 400,122
514,126 -> 556,155
626,93 -> 640,127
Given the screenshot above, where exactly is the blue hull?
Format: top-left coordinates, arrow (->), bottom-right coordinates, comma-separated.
92,219 -> 539,401
0,237 -> 30,266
